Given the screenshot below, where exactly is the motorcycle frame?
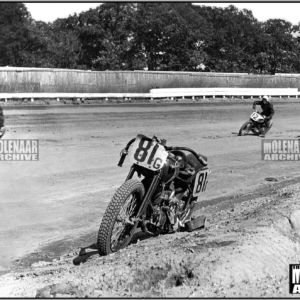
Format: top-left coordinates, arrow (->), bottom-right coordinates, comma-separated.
249,118 -> 267,132
125,164 -> 163,233
117,136 -> 209,235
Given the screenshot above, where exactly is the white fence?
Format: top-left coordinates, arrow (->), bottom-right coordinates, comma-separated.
0,93 -> 150,102
150,88 -> 299,99
0,88 -> 299,102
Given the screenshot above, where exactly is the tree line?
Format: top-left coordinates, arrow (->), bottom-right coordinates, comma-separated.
1,2 -> 300,74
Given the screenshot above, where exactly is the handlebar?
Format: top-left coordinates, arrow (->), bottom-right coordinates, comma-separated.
253,109 -> 265,116
152,135 -> 166,146
117,138 -> 135,167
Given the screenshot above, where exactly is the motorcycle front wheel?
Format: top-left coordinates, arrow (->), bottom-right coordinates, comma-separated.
238,120 -> 253,136
97,179 -> 145,256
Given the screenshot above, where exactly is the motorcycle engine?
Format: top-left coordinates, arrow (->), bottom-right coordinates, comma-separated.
149,182 -> 188,233
146,151 -> 193,233
255,123 -> 267,134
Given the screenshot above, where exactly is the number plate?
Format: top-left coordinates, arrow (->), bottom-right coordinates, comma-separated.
128,135 -> 168,171
193,169 -> 211,199
251,112 -> 260,121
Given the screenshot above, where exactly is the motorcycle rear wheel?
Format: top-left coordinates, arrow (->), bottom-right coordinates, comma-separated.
238,120 -> 253,136
97,179 -> 144,256
263,120 -> 273,135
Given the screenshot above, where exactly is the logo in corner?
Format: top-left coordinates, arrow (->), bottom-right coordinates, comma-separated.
290,264 -> 300,294
0,139 -> 39,161
261,139 -> 300,161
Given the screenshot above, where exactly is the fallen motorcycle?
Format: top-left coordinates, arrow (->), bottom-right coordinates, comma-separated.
238,110 -> 272,136
97,134 -> 210,256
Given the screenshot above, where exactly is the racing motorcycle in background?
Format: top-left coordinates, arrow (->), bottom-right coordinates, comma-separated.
97,134 -> 210,256
238,110 -> 273,136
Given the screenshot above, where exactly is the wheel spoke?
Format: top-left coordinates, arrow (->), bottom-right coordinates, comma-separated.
111,224 -> 124,246
110,193 -> 138,250
97,179 -> 145,256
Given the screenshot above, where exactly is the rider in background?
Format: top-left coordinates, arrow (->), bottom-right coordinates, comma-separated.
252,95 -> 275,137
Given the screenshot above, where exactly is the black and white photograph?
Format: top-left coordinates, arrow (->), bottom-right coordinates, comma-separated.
0,1 -> 300,298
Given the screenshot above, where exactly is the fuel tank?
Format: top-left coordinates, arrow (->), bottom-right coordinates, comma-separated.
161,155 -> 176,182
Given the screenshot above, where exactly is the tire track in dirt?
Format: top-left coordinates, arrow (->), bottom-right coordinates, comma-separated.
1,182 -> 300,297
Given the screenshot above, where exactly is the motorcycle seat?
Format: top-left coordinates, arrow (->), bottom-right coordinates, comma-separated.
186,153 -> 207,169
178,153 -> 207,181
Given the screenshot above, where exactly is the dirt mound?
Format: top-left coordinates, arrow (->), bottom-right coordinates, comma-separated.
1,183 -> 300,297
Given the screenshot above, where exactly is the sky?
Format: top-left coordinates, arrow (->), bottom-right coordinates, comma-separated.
24,2 -> 300,25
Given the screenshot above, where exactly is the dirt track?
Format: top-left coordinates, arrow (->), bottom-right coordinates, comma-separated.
1,101 -> 300,274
